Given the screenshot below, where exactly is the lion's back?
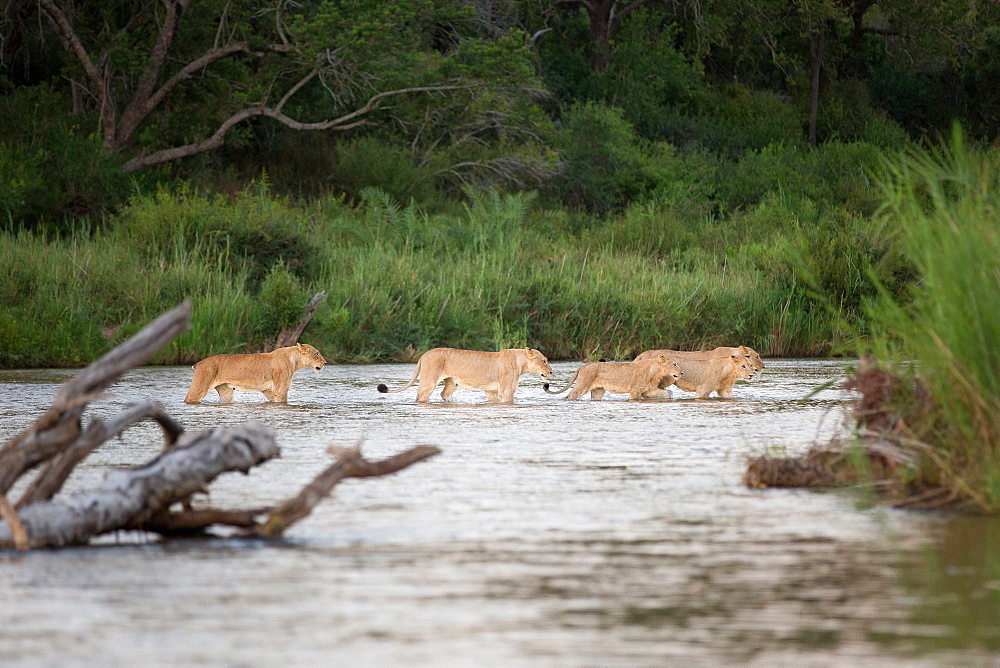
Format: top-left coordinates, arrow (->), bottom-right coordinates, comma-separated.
192,353 -> 275,385
424,348 -> 507,384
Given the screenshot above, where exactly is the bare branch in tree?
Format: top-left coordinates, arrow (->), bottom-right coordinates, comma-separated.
122,82 -> 478,172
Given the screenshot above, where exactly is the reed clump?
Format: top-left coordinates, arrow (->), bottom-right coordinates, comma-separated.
746,129 -> 1000,511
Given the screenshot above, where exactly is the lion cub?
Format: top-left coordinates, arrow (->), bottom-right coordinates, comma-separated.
184,343 -> 326,403
543,356 -> 681,400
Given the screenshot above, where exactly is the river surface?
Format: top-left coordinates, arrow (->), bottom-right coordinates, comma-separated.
1,360 -> 999,665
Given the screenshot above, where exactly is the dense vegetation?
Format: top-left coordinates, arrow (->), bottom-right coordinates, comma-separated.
0,0 -> 997,368
862,131 -> 1000,510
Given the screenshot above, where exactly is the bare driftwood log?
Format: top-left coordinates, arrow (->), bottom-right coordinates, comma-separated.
273,291 -> 326,350
0,301 -> 192,497
0,301 -> 441,550
0,423 -> 278,549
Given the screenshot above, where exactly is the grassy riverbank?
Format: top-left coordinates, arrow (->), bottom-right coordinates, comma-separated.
747,130 -> 1000,511
1,159 -> 900,368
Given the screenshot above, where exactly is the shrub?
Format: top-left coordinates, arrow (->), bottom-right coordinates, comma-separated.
550,101 -> 658,214
0,85 -> 132,229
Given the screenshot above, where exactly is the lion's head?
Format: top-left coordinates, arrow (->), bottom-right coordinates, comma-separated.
525,348 -> 553,378
738,345 -> 765,373
298,343 -> 326,371
653,354 -> 682,387
732,354 -> 755,381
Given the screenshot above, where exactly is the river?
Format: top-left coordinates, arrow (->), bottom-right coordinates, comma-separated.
1,360 -> 998,664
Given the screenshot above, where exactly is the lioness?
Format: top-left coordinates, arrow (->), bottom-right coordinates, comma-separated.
184,343 -> 326,404
637,345 -> 765,376
376,347 -> 553,403
542,355 -> 682,400
634,353 -> 752,399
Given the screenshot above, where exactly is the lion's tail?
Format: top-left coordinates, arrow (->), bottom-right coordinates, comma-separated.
542,368 -> 579,395
377,357 -> 423,394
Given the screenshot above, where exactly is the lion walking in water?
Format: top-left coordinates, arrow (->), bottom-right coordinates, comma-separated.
185,343 -> 326,403
376,347 -> 552,403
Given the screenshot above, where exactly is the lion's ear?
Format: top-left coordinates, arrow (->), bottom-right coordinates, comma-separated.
739,345 -> 750,354
657,355 -> 667,363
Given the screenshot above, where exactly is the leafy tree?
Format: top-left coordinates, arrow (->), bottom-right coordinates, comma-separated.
11,0 -> 555,186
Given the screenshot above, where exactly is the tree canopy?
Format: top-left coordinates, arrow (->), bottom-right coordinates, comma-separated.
1,0 -> 998,223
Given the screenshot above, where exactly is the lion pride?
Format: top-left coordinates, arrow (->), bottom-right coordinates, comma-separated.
638,345 -> 765,376
635,349 -> 754,398
184,343 -> 326,403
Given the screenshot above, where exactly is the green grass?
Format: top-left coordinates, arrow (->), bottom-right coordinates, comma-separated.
1,178 -> 894,368
863,126 -> 1000,510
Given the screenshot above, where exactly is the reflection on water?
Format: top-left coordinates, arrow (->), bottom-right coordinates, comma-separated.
1,360 -> 998,664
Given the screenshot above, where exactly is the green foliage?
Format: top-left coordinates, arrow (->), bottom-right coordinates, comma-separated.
251,262 -> 309,342
113,182 -> 322,284
865,127 -> 1000,510
551,101 -> 659,213
587,11 -> 704,140
715,141 -> 884,213
666,84 -> 804,157
0,85 -> 132,228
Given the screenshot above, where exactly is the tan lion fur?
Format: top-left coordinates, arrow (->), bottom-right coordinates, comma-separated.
542,355 -> 682,400
634,352 -> 752,399
376,347 -> 553,403
637,345 -> 765,376
184,343 -> 326,403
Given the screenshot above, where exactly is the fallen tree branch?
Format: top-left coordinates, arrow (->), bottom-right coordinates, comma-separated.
15,401 -> 185,510
0,301 -> 191,495
0,422 -> 278,549
255,443 -> 441,537
0,302 -> 443,550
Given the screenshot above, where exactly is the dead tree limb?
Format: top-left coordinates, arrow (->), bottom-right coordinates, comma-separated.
273,291 -> 326,350
15,400 -> 185,510
0,301 -> 191,495
255,443 -> 441,537
0,301 -> 443,549
0,422 -> 278,549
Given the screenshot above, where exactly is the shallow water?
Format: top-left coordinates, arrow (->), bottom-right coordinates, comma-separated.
1,360 -> 998,665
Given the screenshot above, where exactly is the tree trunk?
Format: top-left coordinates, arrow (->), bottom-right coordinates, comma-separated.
808,26 -> 826,148
273,291 -> 326,350
588,3 -> 612,72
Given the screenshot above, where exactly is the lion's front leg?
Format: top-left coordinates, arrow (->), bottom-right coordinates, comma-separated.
642,388 -> 672,399
484,390 -> 501,402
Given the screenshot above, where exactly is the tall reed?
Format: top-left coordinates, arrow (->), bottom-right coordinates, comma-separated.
865,127 -> 1000,509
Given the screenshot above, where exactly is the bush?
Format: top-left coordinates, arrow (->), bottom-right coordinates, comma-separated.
0,85 -> 133,228
113,182 -> 323,285
664,84 -> 804,157
550,101 -> 659,214
715,141 -> 885,214
863,127 -> 1000,510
